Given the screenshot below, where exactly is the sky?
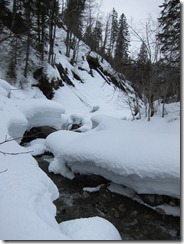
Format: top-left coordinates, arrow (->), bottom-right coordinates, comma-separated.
97,0 -> 164,23
95,0 -> 165,55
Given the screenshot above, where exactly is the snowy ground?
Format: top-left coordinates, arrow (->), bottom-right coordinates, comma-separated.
0,28 -> 180,240
0,79 -> 122,240
0,76 -> 180,240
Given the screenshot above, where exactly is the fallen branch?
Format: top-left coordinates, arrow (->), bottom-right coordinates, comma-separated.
0,169 -> 8,174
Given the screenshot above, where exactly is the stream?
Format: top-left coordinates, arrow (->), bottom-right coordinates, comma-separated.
35,154 -> 180,240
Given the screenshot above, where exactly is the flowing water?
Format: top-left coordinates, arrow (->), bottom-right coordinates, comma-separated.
35,154 -> 180,240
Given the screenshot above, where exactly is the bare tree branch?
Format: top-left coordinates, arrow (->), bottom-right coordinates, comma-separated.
0,150 -> 33,156
0,169 -> 8,174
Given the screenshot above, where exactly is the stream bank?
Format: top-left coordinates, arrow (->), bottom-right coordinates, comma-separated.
35,154 -> 180,240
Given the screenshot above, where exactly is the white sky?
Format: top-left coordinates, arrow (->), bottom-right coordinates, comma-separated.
95,0 -> 165,55
98,0 -> 164,23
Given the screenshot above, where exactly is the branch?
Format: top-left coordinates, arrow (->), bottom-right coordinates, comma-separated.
0,135 -> 34,156
0,169 -> 8,174
0,150 -> 33,156
0,136 -> 21,146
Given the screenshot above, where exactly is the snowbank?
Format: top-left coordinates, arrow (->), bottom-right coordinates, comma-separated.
59,216 -> 122,240
61,113 -> 92,132
46,114 -> 180,199
0,79 -> 121,240
15,99 -> 65,130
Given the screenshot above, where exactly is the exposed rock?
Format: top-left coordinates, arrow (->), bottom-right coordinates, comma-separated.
33,67 -> 54,99
73,174 -> 110,188
21,126 -> 56,144
118,204 -> 126,213
130,210 -> 138,217
70,123 -> 81,131
140,194 -> 180,207
55,63 -> 75,86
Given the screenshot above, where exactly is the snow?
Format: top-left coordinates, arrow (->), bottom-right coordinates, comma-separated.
0,79 -> 122,240
24,138 -> 48,156
52,28 -> 135,118
46,114 -> 180,199
60,113 -> 93,132
0,23 -> 180,240
15,99 -> 65,130
108,183 -> 180,217
59,216 -> 122,240
83,185 -> 103,193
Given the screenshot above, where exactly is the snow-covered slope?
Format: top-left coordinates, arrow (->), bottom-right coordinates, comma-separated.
51,28 -> 139,119
0,79 -> 121,240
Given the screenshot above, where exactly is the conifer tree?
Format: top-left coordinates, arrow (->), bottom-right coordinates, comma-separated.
108,8 -> 119,59
137,41 -> 149,65
157,0 -> 180,69
114,13 -> 130,71
157,0 -> 180,101
0,0 -> 10,32
92,20 -> 102,52
83,0 -> 96,48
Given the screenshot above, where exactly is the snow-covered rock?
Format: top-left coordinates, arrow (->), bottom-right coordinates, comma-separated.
59,217 -> 122,240
46,114 -> 180,199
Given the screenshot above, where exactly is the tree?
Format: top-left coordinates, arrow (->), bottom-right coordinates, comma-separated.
92,20 -> 102,52
0,0 -> 10,30
157,0 -> 180,101
108,8 -> 119,59
83,0 -> 96,46
137,41 -> 149,64
114,13 -> 130,71
101,13 -> 111,62
64,0 -> 86,57
23,0 -> 33,78
0,0 -> 11,40
157,0 -> 180,69
126,18 -> 162,120
48,0 -> 60,66
33,0 -> 48,63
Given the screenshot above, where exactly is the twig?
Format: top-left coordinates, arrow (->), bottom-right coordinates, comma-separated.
0,169 -> 8,174
0,150 -> 33,156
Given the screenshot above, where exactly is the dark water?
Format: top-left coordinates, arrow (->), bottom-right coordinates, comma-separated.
35,154 -> 180,240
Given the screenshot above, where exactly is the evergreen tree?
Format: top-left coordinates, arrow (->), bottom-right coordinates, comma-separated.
157,0 -> 180,101
92,20 -> 102,52
84,25 -> 93,48
137,41 -> 149,65
0,0 -> 10,32
108,8 -> 119,58
0,0 -> 10,19
157,0 -> 180,69
83,0 -> 96,49
114,13 -> 130,71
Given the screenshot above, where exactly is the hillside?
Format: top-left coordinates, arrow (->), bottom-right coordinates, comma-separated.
1,21 -> 141,119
